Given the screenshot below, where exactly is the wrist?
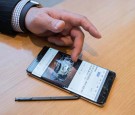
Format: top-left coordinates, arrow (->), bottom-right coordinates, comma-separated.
25,7 -> 40,33
20,1 -> 41,33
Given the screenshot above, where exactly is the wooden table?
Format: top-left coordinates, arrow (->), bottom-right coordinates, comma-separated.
0,0 -> 135,115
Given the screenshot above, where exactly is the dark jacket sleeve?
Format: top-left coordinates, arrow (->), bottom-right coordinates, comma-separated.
0,0 -> 20,35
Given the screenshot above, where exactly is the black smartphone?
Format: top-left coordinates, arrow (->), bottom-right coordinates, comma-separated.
27,46 -> 116,106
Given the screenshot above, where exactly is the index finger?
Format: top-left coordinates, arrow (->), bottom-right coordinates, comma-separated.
57,10 -> 101,38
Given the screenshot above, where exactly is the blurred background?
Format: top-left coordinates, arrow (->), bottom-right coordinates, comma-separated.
37,0 -> 65,7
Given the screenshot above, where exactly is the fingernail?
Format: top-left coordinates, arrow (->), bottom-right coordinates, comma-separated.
71,55 -> 78,62
55,21 -> 63,29
90,26 -> 102,38
93,28 -> 102,38
96,31 -> 102,38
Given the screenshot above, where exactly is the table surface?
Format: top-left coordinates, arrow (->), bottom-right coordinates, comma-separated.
0,0 -> 135,115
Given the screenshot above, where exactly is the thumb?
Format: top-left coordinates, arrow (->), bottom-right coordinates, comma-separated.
45,14 -> 65,33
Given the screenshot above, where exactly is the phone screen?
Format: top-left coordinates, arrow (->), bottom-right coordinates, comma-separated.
27,47 -> 115,105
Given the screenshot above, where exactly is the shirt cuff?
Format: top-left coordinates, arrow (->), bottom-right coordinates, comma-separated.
11,0 -> 40,33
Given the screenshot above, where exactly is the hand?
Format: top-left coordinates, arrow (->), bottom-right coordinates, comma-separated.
25,7 -> 101,62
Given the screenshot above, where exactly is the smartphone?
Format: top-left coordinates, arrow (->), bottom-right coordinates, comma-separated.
27,46 -> 116,106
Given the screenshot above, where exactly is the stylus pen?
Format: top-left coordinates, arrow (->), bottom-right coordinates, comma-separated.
15,95 -> 80,101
